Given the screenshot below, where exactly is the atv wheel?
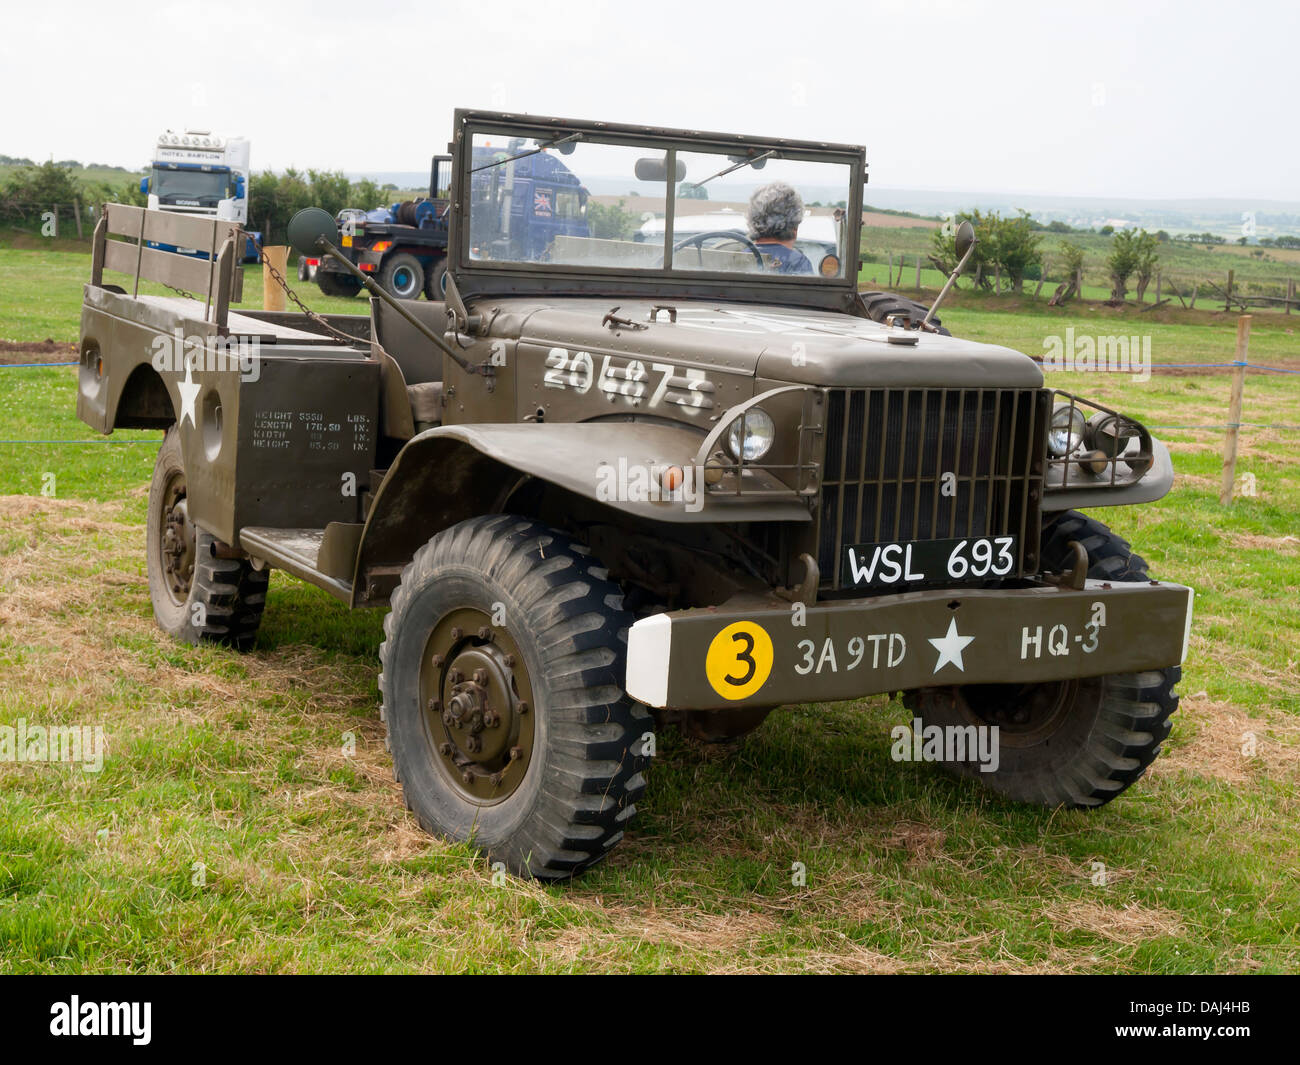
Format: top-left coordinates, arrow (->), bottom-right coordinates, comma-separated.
903,510 -> 1179,807
296,256 -> 311,282
859,289 -> 950,336
423,259 -> 448,301
379,253 -> 424,300
146,428 -> 268,648
316,271 -> 362,298
379,515 -> 650,879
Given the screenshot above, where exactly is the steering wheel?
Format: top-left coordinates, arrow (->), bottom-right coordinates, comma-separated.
671,229 -> 766,269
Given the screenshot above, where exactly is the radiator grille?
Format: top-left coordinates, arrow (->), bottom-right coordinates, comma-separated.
818,387 -> 1047,588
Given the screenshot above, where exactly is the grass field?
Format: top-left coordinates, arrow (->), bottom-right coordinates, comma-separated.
0,243 -> 1297,972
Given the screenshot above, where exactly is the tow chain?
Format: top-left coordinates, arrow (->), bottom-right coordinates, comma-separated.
249,235 -> 365,347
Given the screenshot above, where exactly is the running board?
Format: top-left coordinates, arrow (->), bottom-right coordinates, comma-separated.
238,524 -> 363,603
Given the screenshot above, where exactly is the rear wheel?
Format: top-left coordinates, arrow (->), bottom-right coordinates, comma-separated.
146,428 -> 268,648
316,271 -> 362,298
423,259 -> 448,301
379,515 -> 650,879
904,511 -> 1179,807
379,253 -> 424,300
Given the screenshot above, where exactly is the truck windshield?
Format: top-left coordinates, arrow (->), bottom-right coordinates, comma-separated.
152,167 -> 230,206
466,131 -> 851,280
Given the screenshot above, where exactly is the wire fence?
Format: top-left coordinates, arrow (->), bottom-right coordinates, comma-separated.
1,342 -> 1295,438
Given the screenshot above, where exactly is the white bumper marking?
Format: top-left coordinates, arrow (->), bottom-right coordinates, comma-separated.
625,613 -> 672,708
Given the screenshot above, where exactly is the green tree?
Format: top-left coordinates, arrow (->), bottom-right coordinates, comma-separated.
989,209 -> 1043,293
1132,229 -> 1159,302
1106,229 -> 1141,301
586,198 -> 637,240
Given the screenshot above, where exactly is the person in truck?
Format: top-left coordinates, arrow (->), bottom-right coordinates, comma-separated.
746,181 -> 814,275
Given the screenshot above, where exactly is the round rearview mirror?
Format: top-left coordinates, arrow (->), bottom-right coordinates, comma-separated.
955,219 -> 976,261
287,207 -> 340,258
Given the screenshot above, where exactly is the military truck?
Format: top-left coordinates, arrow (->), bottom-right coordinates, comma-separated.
77,109 -> 1191,880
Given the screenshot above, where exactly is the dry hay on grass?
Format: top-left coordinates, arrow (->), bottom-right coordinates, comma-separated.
1046,899 -> 1184,944
1229,532 -> 1300,553
1152,691 -> 1300,783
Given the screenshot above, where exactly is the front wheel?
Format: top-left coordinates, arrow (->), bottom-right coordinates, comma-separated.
378,516 -> 650,879
904,511 -> 1180,807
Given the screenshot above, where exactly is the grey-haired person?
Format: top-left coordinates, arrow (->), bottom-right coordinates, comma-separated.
746,182 -> 814,275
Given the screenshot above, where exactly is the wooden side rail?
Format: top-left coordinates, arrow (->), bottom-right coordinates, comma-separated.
90,204 -> 246,328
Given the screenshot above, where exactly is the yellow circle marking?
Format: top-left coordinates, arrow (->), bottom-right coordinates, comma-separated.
705,621 -> 774,701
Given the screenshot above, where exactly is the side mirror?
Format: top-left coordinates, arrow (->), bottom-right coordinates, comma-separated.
955,219 -> 976,261
287,207 -> 341,257
634,156 -> 687,183
139,177 -> 149,195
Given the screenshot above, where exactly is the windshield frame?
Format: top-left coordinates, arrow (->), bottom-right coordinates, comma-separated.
449,110 -> 866,310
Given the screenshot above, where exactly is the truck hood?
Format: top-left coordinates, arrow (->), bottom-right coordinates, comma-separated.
495,298 -> 1043,388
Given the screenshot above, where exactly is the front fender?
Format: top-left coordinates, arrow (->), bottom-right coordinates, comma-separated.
350,421 -> 811,605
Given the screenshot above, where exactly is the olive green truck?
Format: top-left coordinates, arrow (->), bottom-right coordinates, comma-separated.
77,109 -> 1191,878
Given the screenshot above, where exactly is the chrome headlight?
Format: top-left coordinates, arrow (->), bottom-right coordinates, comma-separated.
727,407 -> 775,462
1048,403 -> 1086,456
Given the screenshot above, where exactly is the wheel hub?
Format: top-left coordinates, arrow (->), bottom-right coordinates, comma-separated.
421,609 -> 534,803
160,485 -> 196,602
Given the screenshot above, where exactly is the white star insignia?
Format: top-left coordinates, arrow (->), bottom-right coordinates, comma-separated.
177,360 -> 201,430
928,617 -> 975,673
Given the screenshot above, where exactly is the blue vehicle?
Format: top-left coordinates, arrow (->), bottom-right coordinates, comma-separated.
313,147 -> 590,299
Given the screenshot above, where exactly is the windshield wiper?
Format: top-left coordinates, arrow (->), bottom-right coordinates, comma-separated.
471,132 -> 583,173
692,150 -> 777,188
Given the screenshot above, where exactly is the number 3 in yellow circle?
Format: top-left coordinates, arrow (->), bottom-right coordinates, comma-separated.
705,621 -> 774,700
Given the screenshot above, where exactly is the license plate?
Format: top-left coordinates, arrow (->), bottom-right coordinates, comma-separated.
841,535 -> 1019,588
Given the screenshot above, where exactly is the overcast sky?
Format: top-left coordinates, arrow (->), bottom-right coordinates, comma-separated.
4,0 -> 1296,202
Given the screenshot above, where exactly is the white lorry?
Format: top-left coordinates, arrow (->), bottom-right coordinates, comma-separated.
140,130 -> 260,259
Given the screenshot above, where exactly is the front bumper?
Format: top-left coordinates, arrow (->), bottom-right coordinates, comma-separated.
625,580 -> 1193,710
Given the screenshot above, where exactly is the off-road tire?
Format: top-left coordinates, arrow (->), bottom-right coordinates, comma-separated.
859,289 -> 951,336
296,256 -> 311,282
378,515 -> 650,879
146,428 -> 268,648
316,271 -> 362,298
423,258 -> 448,301
379,253 -> 424,300
904,510 -> 1179,807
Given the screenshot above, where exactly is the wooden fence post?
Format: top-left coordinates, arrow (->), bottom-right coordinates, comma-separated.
1219,314 -> 1251,505
887,251 -> 893,285
1075,267 -> 1082,298
1155,272 -> 1161,305
262,246 -> 289,312
1225,269 -> 1234,311
1189,283 -> 1198,310
1288,278 -> 1295,315
994,264 -> 1001,294
72,199 -> 84,240
1034,272 -> 1045,297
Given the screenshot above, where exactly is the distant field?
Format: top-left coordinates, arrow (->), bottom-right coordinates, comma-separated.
864,225 -> 1300,298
